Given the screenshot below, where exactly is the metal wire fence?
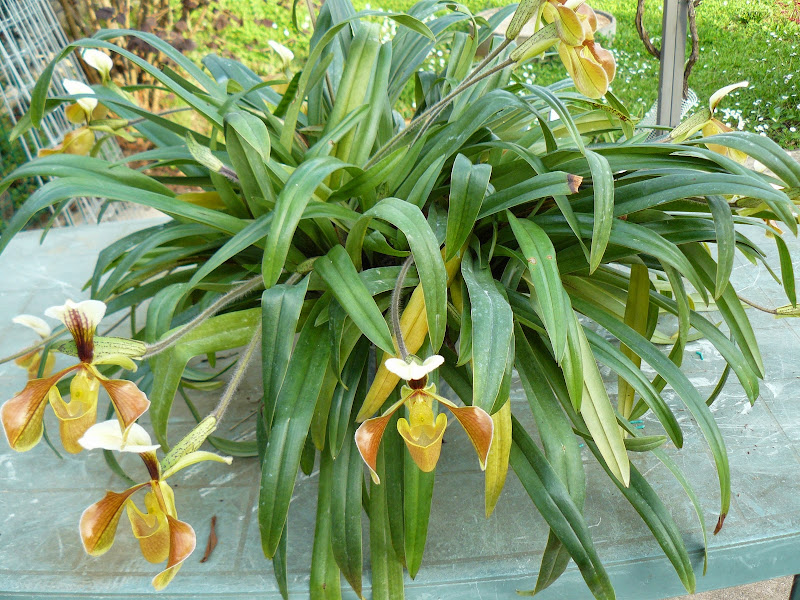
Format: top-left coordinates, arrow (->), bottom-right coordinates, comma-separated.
0,0 -> 150,226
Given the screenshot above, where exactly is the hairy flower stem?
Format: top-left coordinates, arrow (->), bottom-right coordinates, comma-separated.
391,255 -> 415,360
211,325 -> 261,422
738,295 -> 779,314
143,276 -> 264,358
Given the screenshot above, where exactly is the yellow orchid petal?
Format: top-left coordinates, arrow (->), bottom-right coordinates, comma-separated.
703,120 -> 748,164
98,377 -> 150,431
585,40 -> 615,82
554,3 -> 585,45
558,43 -> 609,99
127,491 -> 171,564
38,128 -> 96,157
576,3 -> 598,35
161,450 -> 233,480
15,351 -> 56,380
80,483 -> 148,556
158,481 -> 179,519
437,396 -> 494,470
65,102 -> 86,124
0,365 -> 78,451
397,412 -> 448,472
709,81 -> 749,113
355,397 -> 405,483
48,369 -> 99,454
151,515 -> 196,591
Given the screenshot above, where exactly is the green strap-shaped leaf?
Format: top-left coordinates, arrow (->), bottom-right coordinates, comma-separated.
316,245 -> 396,355
259,310 -> 331,558
584,328 -> 683,448
461,252 -> 514,413
370,443 -> 406,600
149,308 -> 260,447
514,327 -> 586,594
310,451 -> 342,600
262,278 -> 309,429
262,157 -> 348,288
328,340 -> 370,459
775,234 -> 797,307
574,321 -> 630,487
225,111 -> 275,214
445,154 -> 491,260
618,263 -> 651,419
585,150 -> 613,273
691,131 -> 800,188
383,397 -> 407,567
683,244 -> 764,377
584,438 -> 696,594
478,171 -> 579,219
331,423 -> 365,597
706,195 -> 735,298
366,198 -> 448,351
404,443 -> 435,579
510,418 -> 614,600
507,213 -> 569,362
572,296 -> 732,528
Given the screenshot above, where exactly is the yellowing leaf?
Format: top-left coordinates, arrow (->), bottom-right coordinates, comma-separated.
484,399 -> 511,517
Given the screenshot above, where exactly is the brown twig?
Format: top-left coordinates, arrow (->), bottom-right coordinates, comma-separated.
200,516 -> 218,563
635,0 -> 661,60
683,0 -> 701,97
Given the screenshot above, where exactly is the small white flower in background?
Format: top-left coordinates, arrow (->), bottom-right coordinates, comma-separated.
62,78 -> 97,118
81,49 -> 113,82
79,419 -> 161,453
12,315 -> 51,339
268,40 -> 294,69
385,355 -> 444,382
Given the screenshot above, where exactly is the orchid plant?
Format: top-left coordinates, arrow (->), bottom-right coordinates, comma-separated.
1,0 -> 800,597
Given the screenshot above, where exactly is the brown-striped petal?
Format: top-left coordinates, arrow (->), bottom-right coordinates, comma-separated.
0,366 -> 77,452
397,413 -> 448,473
99,378 -> 150,430
80,483 -> 148,556
151,515 -> 196,591
438,397 -> 495,470
127,490 -> 170,564
354,398 -> 405,484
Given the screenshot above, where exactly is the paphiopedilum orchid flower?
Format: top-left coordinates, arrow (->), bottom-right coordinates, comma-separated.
542,0 -> 587,46
668,81 -> 749,163
268,40 -> 294,70
11,315 -> 55,379
355,355 -> 493,483
82,48 -> 114,82
62,79 -> 98,121
38,127 -> 96,157
554,3 -> 616,99
78,420 -> 232,590
1,299 -> 149,453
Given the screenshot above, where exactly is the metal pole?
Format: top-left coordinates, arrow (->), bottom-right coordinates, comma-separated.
656,0 -> 688,127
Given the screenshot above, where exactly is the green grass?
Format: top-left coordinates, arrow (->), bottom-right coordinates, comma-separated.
188,0 -> 800,146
